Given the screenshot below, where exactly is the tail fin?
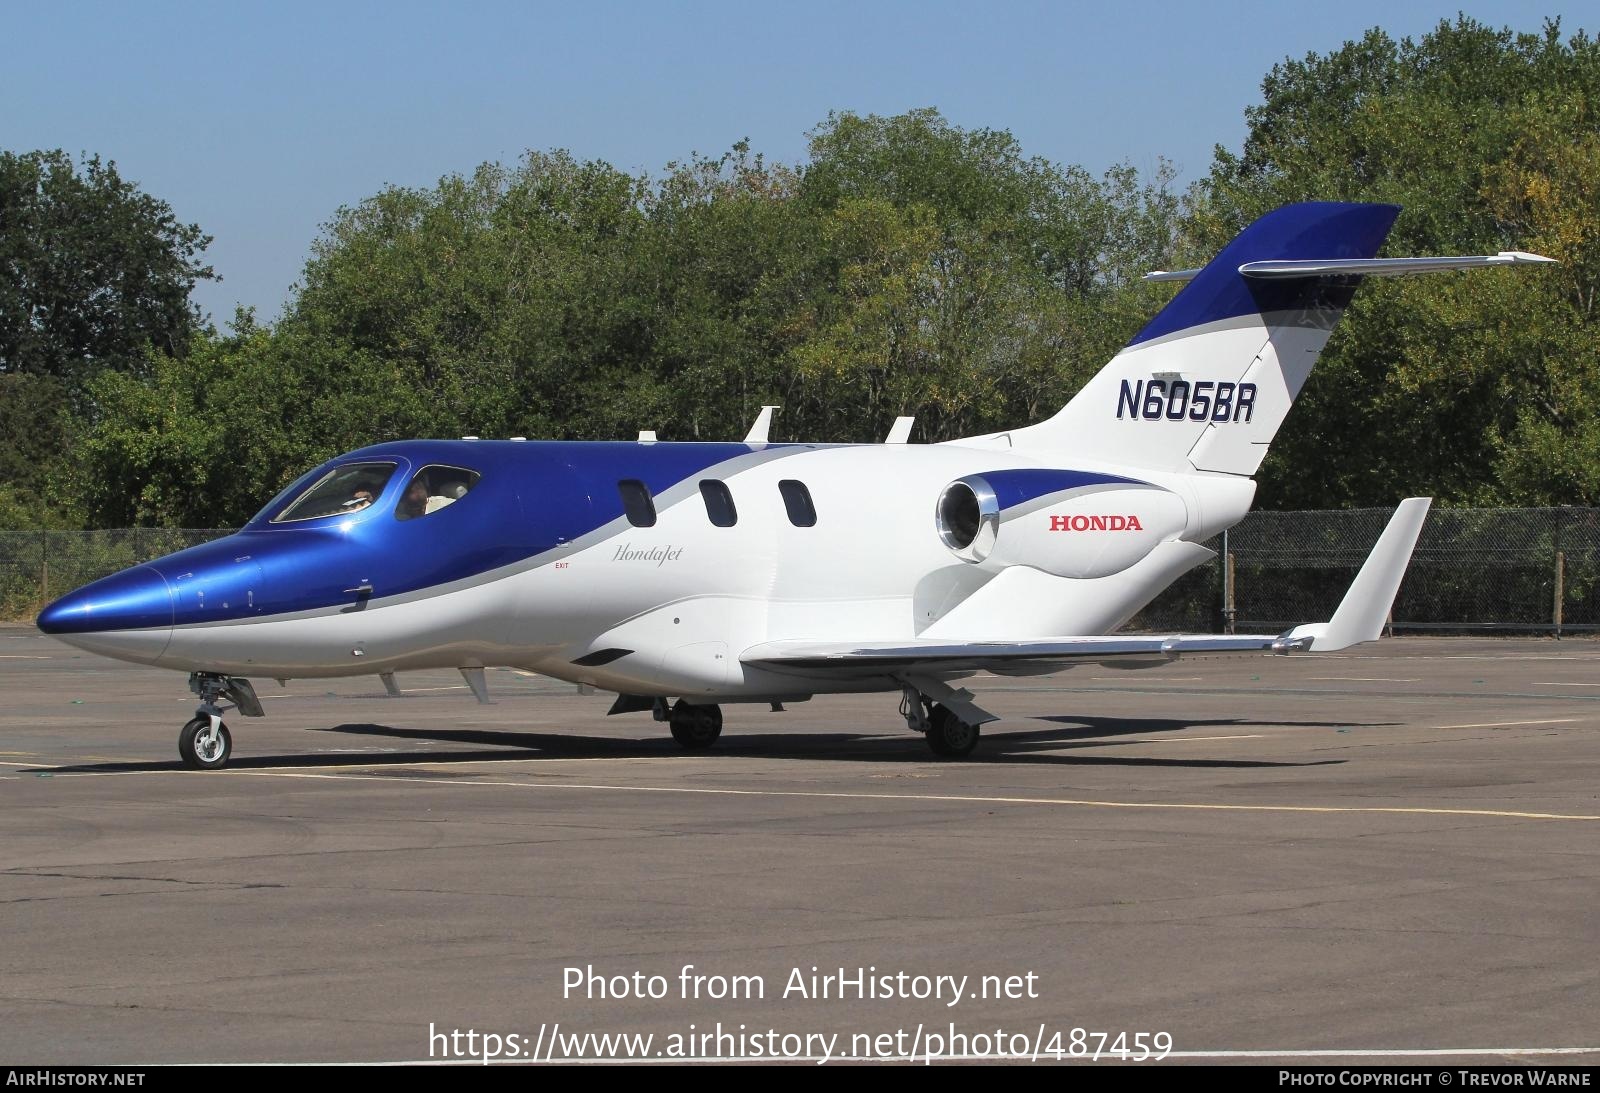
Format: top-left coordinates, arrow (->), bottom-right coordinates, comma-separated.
1003,202 -> 1401,473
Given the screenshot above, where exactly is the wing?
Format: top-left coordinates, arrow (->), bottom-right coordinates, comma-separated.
744,498 -> 1431,679
742,632 -> 1287,676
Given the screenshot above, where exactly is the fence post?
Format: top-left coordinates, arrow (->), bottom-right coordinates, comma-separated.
39,530 -> 49,606
1224,552 -> 1237,635
1554,550 -> 1565,640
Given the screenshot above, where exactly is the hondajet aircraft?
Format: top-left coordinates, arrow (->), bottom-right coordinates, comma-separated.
37,202 -> 1553,767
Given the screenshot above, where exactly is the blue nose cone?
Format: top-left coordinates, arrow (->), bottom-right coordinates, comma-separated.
37,564 -> 175,635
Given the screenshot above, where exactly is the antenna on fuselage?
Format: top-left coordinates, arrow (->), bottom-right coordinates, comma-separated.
743,405 -> 780,444
885,416 -> 915,444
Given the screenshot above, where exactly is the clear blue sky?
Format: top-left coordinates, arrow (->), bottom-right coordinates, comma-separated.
2,2 -> 1585,323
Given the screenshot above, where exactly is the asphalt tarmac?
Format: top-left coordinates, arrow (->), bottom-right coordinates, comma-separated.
2,625 -> 1597,1065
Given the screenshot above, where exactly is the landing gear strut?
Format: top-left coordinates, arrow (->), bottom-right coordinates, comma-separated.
900,685 -> 981,758
668,699 -> 723,749
181,673 -> 262,770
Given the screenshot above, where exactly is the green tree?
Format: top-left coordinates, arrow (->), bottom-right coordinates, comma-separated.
68,112 -> 1180,526
0,150 -> 215,386
71,312 -> 431,527
1187,16 -> 1600,507
628,143 -> 816,442
291,153 -> 652,443
0,373 -> 73,506
793,109 -> 1179,441
0,150 -> 215,527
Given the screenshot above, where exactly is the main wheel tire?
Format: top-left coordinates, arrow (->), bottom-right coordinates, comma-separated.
668,700 -> 723,749
179,716 -> 233,770
925,704 -> 980,759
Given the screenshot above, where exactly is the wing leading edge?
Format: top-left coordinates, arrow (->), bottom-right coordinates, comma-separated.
744,499 -> 1432,678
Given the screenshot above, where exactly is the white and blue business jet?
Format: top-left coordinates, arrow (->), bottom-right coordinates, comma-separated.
37,203 -> 1553,768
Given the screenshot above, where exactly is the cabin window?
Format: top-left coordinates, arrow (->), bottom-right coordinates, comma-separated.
699,480 -> 737,527
272,462 -> 398,523
395,465 -> 482,521
618,480 -> 657,527
779,479 -> 816,527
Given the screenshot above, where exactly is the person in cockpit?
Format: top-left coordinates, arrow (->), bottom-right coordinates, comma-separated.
396,478 -> 430,521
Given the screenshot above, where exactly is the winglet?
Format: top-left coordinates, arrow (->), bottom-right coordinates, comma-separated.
1280,498 -> 1431,652
744,405 -> 780,444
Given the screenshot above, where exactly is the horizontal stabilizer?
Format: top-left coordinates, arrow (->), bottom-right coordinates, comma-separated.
1145,251 -> 1555,283
1240,252 -> 1555,278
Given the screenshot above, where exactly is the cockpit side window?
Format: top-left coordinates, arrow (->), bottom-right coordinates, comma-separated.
395,465 -> 483,521
271,462 -> 398,523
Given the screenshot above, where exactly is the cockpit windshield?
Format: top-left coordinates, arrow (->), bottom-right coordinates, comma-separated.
271,462 -> 398,523
395,465 -> 482,521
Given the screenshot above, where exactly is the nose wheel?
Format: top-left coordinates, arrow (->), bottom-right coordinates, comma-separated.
179,716 -> 233,770
178,673 -> 262,770
668,700 -> 723,749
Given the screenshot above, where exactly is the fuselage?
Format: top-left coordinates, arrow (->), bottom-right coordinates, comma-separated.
36,437 -> 1255,699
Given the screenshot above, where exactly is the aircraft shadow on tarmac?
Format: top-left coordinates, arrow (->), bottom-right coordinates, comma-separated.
36,713 -> 1370,773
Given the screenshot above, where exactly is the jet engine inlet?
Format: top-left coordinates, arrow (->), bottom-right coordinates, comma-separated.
936,476 -> 999,563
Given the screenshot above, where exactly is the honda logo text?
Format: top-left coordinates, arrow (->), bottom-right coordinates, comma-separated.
1049,515 -> 1145,532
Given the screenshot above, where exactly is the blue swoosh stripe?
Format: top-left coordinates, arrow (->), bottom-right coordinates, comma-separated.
42,440 -> 817,632
978,468 -> 1144,513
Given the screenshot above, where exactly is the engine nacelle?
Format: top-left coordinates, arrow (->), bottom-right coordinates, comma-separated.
935,473 -> 1188,578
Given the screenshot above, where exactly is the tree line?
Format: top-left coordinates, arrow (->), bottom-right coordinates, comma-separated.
2,15 -> 1597,529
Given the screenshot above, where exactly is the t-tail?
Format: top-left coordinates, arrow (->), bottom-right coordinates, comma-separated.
991,201 -> 1553,473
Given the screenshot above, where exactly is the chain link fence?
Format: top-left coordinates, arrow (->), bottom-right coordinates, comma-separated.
5,508 -> 1600,633
1136,505 -> 1600,635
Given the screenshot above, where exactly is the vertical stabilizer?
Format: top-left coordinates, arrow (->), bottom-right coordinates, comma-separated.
997,202 -> 1401,473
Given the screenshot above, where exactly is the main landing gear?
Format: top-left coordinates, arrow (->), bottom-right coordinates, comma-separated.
900,686 -> 982,758
180,673 -> 264,770
667,699 -> 723,749
645,688 -> 986,758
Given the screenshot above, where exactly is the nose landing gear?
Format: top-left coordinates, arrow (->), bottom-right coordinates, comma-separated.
179,716 -> 232,769
180,673 -> 264,770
